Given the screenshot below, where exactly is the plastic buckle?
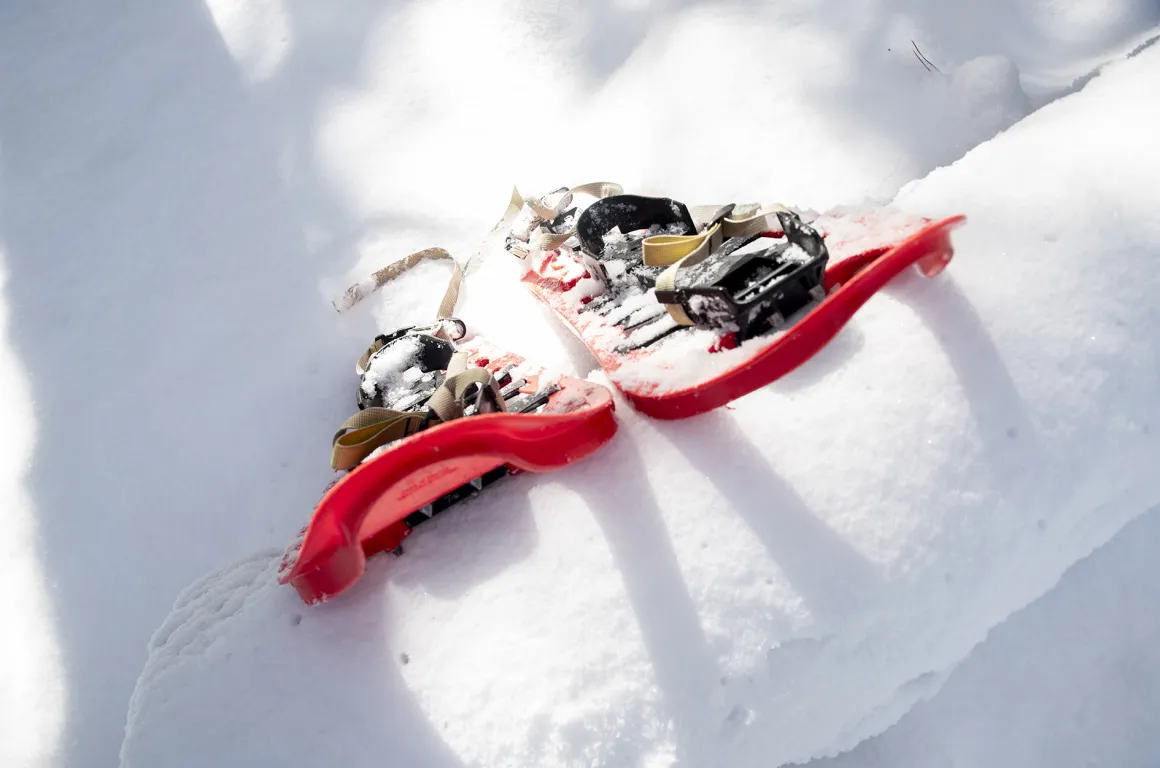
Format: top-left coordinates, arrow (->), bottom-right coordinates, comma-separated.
506,188 -> 573,258
423,317 -> 467,342
653,211 -> 829,341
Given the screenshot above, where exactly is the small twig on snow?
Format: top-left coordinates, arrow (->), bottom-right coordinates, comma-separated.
911,40 -> 941,73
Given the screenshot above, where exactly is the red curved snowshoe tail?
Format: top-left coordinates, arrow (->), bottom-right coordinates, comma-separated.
280,376 -> 616,605
626,215 -> 967,419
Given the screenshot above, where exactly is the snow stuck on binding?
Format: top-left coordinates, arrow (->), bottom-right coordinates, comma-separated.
360,335 -> 422,403
783,243 -> 812,263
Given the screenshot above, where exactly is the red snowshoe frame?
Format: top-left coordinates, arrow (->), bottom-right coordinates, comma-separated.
523,212 -> 966,419
280,345 -> 616,605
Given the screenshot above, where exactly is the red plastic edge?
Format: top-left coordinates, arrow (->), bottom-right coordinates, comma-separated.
279,377 -> 617,605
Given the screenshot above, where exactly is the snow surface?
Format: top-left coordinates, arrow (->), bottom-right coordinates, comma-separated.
2,1 -> 1159,767
120,35 -> 1160,768
816,504 -> 1160,768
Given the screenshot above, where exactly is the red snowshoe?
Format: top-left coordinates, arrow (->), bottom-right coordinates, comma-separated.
279,321 -> 616,605
501,184 -> 965,419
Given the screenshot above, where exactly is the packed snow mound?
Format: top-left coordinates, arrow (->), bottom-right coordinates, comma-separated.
120,43 -> 1160,768
817,506 -> 1160,768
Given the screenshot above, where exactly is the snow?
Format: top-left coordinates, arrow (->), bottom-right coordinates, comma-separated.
123,35 -> 1160,768
1,1 -> 1159,767
818,504 -> 1160,768
0,254 -> 66,768
359,334 -> 422,403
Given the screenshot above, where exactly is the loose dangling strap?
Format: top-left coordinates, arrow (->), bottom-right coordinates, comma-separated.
332,246 -> 464,318
327,230 -> 509,470
505,181 -> 625,258
425,353 -> 506,424
330,408 -> 429,470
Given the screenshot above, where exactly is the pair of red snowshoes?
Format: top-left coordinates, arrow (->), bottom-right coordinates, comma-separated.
278,185 -> 965,605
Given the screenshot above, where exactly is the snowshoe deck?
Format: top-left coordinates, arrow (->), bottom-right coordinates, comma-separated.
512,191 -> 965,419
279,336 -> 616,605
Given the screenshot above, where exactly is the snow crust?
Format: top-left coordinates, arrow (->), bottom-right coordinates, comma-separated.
2,1 -> 1159,767
120,39 -> 1160,768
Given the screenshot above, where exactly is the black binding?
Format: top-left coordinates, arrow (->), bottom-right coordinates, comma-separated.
577,195 -> 697,257
653,210 -> 829,341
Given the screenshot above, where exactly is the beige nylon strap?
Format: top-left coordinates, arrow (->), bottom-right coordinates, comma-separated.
333,246 -> 464,318
570,181 -> 624,200
644,222 -> 720,325
465,186 -> 526,272
687,204 -> 734,229
331,364 -> 504,469
648,203 -> 789,325
532,229 -> 574,251
683,203 -> 790,240
654,261 -> 696,326
526,189 -> 569,221
338,183 -> 536,322
330,408 -> 428,470
722,203 -> 789,240
445,351 -> 468,376
508,182 -> 624,257
642,223 -> 723,267
641,203 -> 783,268
425,365 -> 501,424
355,337 -> 388,377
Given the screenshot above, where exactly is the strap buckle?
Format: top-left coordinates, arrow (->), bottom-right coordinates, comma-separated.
504,183 -> 625,259
653,211 -> 829,341
506,187 -> 574,257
